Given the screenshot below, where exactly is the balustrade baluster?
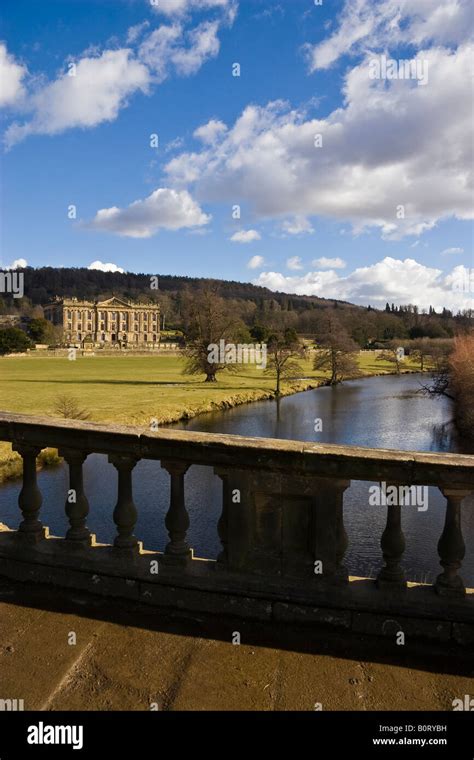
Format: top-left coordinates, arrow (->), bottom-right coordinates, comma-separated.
161,459 -> 191,562
435,488 -> 470,597
312,478 -> 350,581
109,455 -> 140,552
59,449 -> 92,545
377,488 -> 406,589
13,444 -> 46,543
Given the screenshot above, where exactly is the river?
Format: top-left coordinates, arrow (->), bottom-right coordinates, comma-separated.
1,373 -> 473,584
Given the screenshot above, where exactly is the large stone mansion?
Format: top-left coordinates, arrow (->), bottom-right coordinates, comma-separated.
44,297 -> 161,347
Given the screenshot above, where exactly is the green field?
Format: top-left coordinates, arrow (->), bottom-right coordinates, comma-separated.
0,351 -> 423,481
0,352 -> 423,423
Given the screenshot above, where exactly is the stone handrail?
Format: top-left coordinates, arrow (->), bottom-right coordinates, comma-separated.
0,411 -> 473,637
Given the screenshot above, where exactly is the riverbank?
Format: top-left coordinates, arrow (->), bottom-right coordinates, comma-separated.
0,352 -> 425,482
0,444 -> 60,484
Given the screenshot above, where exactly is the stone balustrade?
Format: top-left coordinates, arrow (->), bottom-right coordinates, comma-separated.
0,411 -> 473,642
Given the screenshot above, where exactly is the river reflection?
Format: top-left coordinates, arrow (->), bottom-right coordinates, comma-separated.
1,374 -> 473,584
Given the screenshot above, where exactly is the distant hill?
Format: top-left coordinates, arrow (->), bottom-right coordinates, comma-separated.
5,266 -> 360,312
1,266 -> 470,344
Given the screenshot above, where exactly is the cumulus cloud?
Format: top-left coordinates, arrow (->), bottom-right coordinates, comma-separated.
0,43 -> 27,107
2,257 -> 28,269
87,187 -> 211,238
280,216 -> 314,236
88,260 -> 125,273
286,256 -> 303,270
254,257 -> 474,312
194,118 -> 227,143
312,257 -> 347,269
138,19 -> 221,80
4,3 -> 235,146
441,246 -> 464,255
247,255 -> 265,269
306,0 -> 473,71
230,229 -> 261,243
5,49 -> 150,147
171,20 -> 220,75
165,42 -> 473,239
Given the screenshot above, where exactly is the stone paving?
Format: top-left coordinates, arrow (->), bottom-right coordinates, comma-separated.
1,579 -> 473,711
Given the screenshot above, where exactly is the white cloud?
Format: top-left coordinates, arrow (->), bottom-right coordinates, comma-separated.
137,23 -> 183,82
254,257 -> 474,311
280,216 -> 314,236
247,255 -> 265,269
0,43 -> 27,107
165,136 -> 185,152
230,229 -> 261,243
87,187 -> 211,238
306,0 -> 473,71
126,21 -> 150,44
171,20 -> 220,75
3,258 -> 28,270
441,246 -> 464,255
88,260 -> 125,273
4,6 -> 232,146
165,43 -> 474,239
138,19 -> 222,81
151,0 -> 233,17
5,49 -> 150,147
286,256 -> 303,270
194,118 -> 227,143
312,257 -> 347,269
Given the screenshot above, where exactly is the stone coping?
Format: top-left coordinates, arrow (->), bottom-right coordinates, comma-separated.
1,411 -> 473,486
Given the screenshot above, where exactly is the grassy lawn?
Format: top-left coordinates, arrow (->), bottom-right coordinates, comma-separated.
0,351 -> 423,480
0,352 -> 423,425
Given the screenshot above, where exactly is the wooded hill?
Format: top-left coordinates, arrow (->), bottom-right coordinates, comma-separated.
1,266 -> 472,345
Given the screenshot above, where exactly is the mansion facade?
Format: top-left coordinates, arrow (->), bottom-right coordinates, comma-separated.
44,297 -> 161,347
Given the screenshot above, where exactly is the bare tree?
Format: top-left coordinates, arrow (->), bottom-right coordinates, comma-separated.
409,337 -> 432,371
313,316 -> 359,385
182,288 -> 244,382
52,394 -> 91,420
265,329 -> 305,397
376,340 -> 405,374
418,340 -> 455,400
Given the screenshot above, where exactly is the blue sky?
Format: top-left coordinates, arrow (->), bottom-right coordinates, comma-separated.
1,0 -> 473,311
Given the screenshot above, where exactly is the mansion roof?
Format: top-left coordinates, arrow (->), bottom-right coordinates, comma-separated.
46,297 -> 158,310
